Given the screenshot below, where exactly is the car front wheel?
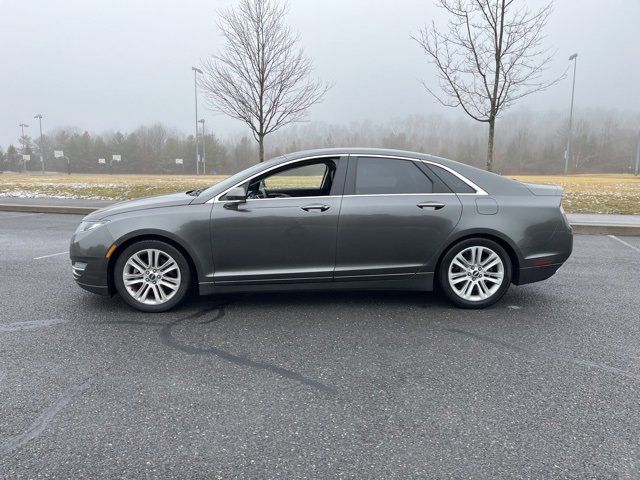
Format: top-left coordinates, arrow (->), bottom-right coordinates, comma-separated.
438,238 -> 512,309
114,240 -> 191,312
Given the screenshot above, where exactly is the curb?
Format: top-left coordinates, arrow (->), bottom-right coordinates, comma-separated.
1,203 -> 640,236
569,223 -> 640,236
0,204 -> 96,215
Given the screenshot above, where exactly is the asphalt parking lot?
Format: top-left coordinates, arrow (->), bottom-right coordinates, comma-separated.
1,211 -> 639,479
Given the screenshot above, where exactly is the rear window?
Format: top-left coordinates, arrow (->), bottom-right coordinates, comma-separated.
429,165 -> 476,194
355,157 -> 433,195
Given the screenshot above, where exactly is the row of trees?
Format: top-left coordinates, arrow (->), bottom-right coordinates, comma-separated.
2,108 -> 637,175
1,124 -> 252,175
198,0 -> 564,171
2,0 -> 635,175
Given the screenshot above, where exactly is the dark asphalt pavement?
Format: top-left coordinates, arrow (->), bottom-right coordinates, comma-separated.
1,211 -> 639,479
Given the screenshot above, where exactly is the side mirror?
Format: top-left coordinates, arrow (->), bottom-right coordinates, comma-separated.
223,186 -> 247,202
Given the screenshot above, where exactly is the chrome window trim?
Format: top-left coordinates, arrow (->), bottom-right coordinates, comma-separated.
342,193 -> 458,198
208,152 -> 487,203
237,195 -> 341,203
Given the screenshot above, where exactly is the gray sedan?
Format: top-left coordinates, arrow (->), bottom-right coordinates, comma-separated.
70,148 -> 573,312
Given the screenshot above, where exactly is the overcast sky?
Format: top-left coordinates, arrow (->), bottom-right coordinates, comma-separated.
2,0 -> 639,148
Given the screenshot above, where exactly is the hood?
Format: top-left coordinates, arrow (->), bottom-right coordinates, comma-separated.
85,192 -> 196,220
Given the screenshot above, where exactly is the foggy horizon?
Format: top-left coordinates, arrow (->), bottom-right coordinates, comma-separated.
2,0 -> 639,149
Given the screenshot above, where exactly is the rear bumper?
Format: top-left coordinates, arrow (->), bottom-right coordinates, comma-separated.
515,263 -> 563,285
515,220 -> 573,285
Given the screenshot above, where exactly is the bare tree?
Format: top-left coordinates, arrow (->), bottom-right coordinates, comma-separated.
413,0 -> 561,171
200,0 -> 329,162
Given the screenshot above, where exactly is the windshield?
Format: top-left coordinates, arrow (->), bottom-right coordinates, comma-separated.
198,156 -> 286,198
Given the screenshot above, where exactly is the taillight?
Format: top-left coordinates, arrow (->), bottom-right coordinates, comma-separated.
531,258 -> 553,267
559,204 -> 571,229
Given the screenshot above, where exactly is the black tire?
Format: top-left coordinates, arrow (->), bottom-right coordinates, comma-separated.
438,238 -> 512,309
114,240 -> 191,313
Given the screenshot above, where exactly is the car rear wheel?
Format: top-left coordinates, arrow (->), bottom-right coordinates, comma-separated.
438,238 -> 512,309
114,240 -> 191,312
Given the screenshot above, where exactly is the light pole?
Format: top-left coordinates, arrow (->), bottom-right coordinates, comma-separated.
18,123 -> 29,140
198,118 -> 206,175
34,114 -> 45,174
635,130 -> 640,176
18,123 -> 29,173
192,66 -> 203,175
564,53 -> 578,175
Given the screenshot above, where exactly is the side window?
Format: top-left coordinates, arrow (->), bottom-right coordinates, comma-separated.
428,164 -> 477,194
245,158 -> 338,199
263,163 -> 328,191
355,157 -> 433,195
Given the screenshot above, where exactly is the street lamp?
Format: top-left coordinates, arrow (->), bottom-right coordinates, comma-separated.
192,66 -> 203,175
18,123 -> 29,173
635,130 -> 640,177
18,122 -> 29,139
34,114 -> 45,174
198,118 -> 206,175
564,53 -> 578,175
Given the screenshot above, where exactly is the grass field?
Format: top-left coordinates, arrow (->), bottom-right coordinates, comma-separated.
0,173 -> 222,202
1,172 -> 639,215
510,174 -> 640,215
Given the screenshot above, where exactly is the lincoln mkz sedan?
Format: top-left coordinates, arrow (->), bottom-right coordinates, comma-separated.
70,148 -> 573,312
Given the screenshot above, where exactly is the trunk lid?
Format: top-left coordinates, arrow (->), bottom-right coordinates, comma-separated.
523,183 -> 563,196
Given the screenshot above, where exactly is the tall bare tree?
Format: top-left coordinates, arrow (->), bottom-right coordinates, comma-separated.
200,0 -> 329,162
413,0 -> 561,171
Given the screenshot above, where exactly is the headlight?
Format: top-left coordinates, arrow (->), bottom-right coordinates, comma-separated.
75,220 -> 109,234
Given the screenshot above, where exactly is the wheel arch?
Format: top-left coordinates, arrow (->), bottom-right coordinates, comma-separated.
107,232 -> 199,295
434,231 -> 521,285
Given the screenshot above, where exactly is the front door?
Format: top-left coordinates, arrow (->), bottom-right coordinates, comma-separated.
335,156 -> 462,280
211,157 -> 346,285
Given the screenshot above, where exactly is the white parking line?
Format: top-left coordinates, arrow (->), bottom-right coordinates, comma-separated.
33,251 -> 68,260
608,235 -> 640,254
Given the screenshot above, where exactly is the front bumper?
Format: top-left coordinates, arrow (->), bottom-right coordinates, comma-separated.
74,279 -> 111,296
71,257 -> 111,296
69,227 -> 114,296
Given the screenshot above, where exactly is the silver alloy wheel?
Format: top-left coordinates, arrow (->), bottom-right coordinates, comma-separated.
447,246 -> 504,302
122,249 -> 181,305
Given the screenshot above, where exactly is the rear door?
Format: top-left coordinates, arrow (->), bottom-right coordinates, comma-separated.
334,155 -> 462,280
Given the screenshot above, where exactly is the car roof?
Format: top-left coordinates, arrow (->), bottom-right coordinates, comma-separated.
283,147 -> 439,162
197,148 -> 528,202
281,148 -> 527,195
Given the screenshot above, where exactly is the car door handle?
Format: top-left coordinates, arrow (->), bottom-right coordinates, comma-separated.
417,202 -> 445,210
301,204 -> 330,212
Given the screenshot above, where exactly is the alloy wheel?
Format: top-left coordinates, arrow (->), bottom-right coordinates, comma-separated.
447,246 -> 504,302
122,249 -> 182,305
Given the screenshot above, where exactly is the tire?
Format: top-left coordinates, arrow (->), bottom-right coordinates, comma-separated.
438,238 -> 512,309
114,240 -> 191,313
